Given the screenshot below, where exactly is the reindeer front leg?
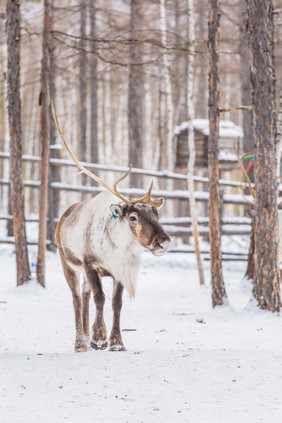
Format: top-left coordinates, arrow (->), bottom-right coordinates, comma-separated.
84,263 -> 108,350
109,280 -> 126,351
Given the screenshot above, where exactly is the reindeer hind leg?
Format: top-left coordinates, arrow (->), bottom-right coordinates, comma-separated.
63,268 -> 89,352
82,278 -> 91,347
59,251 -> 89,352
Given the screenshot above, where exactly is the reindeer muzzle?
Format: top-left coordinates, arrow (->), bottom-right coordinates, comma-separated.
152,236 -> 171,256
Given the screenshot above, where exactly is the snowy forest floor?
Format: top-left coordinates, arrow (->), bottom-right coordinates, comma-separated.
1,241 -> 282,423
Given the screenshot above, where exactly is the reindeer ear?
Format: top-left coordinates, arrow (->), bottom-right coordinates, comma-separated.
110,204 -> 124,220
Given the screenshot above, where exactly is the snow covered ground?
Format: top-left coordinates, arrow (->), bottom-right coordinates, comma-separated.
1,243 -> 282,423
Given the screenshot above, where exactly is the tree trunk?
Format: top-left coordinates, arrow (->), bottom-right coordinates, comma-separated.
245,217 -> 255,280
6,0 -> 31,286
276,87 -> 282,180
90,0 -> 98,170
37,0 -> 51,287
128,0 -> 143,188
208,0 -> 227,307
240,0 -> 255,155
197,3 -> 208,119
47,0 -> 60,251
247,0 -> 280,312
160,0 -> 174,216
0,18 -> 6,205
187,0 -> 205,285
79,0 -> 87,186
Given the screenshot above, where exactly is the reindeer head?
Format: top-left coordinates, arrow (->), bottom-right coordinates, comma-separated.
110,202 -> 171,256
51,102 -> 171,256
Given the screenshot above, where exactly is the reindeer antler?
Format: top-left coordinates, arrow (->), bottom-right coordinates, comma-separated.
51,101 -> 164,208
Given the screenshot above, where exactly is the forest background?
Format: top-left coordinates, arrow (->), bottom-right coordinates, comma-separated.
1,0 -> 282,216
1,0 -> 282,309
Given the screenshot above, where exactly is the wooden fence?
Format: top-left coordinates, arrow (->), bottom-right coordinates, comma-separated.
0,151 -> 254,258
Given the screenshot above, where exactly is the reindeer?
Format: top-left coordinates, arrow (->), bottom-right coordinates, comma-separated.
52,104 -> 171,352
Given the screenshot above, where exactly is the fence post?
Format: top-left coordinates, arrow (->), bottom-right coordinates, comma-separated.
7,186 -> 14,236
47,144 -> 60,251
219,188 -> 224,237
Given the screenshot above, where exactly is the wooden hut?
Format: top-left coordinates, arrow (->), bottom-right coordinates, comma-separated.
175,119 -> 244,172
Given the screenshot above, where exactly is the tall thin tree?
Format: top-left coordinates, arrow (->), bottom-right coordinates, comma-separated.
37,0 -> 51,287
128,0 -> 143,188
6,0 -> 31,286
79,0 -> 87,186
0,16 -> 6,205
47,0 -> 60,251
90,0 -> 98,169
159,0 -> 174,175
187,0 -> 205,285
159,0 -> 174,217
240,0 -> 255,281
247,0 -> 280,311
240,0 -> 255,156
208,0 -> 227,306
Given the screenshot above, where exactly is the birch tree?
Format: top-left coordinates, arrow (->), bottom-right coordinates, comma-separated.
247,0 -> 280,311
208,0 -> 227,306
6,0 -> 31,286
187,0 -> 204,285
160,0 -> 174,214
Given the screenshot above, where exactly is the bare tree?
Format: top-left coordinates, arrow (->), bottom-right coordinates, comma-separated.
0,16 -> 6,207
128,0 -> 143,188
276,87 -> 282,180
159,0 -> 174,175
47,0 -> 60,251
79,0 -> 87,186
187,0 -> 205,285
90,0 -> 98,169
208,0 -> 227,307
37,0 -> 51,287
247,0 -> 280,311
6,0 -> 31,286
240,0 -> 255,155
196,2 -> 208,119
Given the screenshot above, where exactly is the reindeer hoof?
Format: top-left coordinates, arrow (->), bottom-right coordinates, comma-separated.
109,345 -> 127,352
75,343 -> 89,352
90,341 -> 108,350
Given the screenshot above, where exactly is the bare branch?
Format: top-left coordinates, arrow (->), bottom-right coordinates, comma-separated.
220,106 -> 252,112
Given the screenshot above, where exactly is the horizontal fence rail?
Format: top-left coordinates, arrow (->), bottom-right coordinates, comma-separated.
0,151 -> 253,188
0,178 -> 255,205
0,151 -> 256,259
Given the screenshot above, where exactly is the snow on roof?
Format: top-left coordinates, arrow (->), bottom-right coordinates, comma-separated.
174,119 -> 244,138
218,150 -> 238,162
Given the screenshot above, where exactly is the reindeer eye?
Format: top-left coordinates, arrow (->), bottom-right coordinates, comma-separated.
129,215 -> 137,221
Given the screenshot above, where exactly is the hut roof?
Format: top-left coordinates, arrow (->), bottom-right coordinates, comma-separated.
174,119 -> 244,138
